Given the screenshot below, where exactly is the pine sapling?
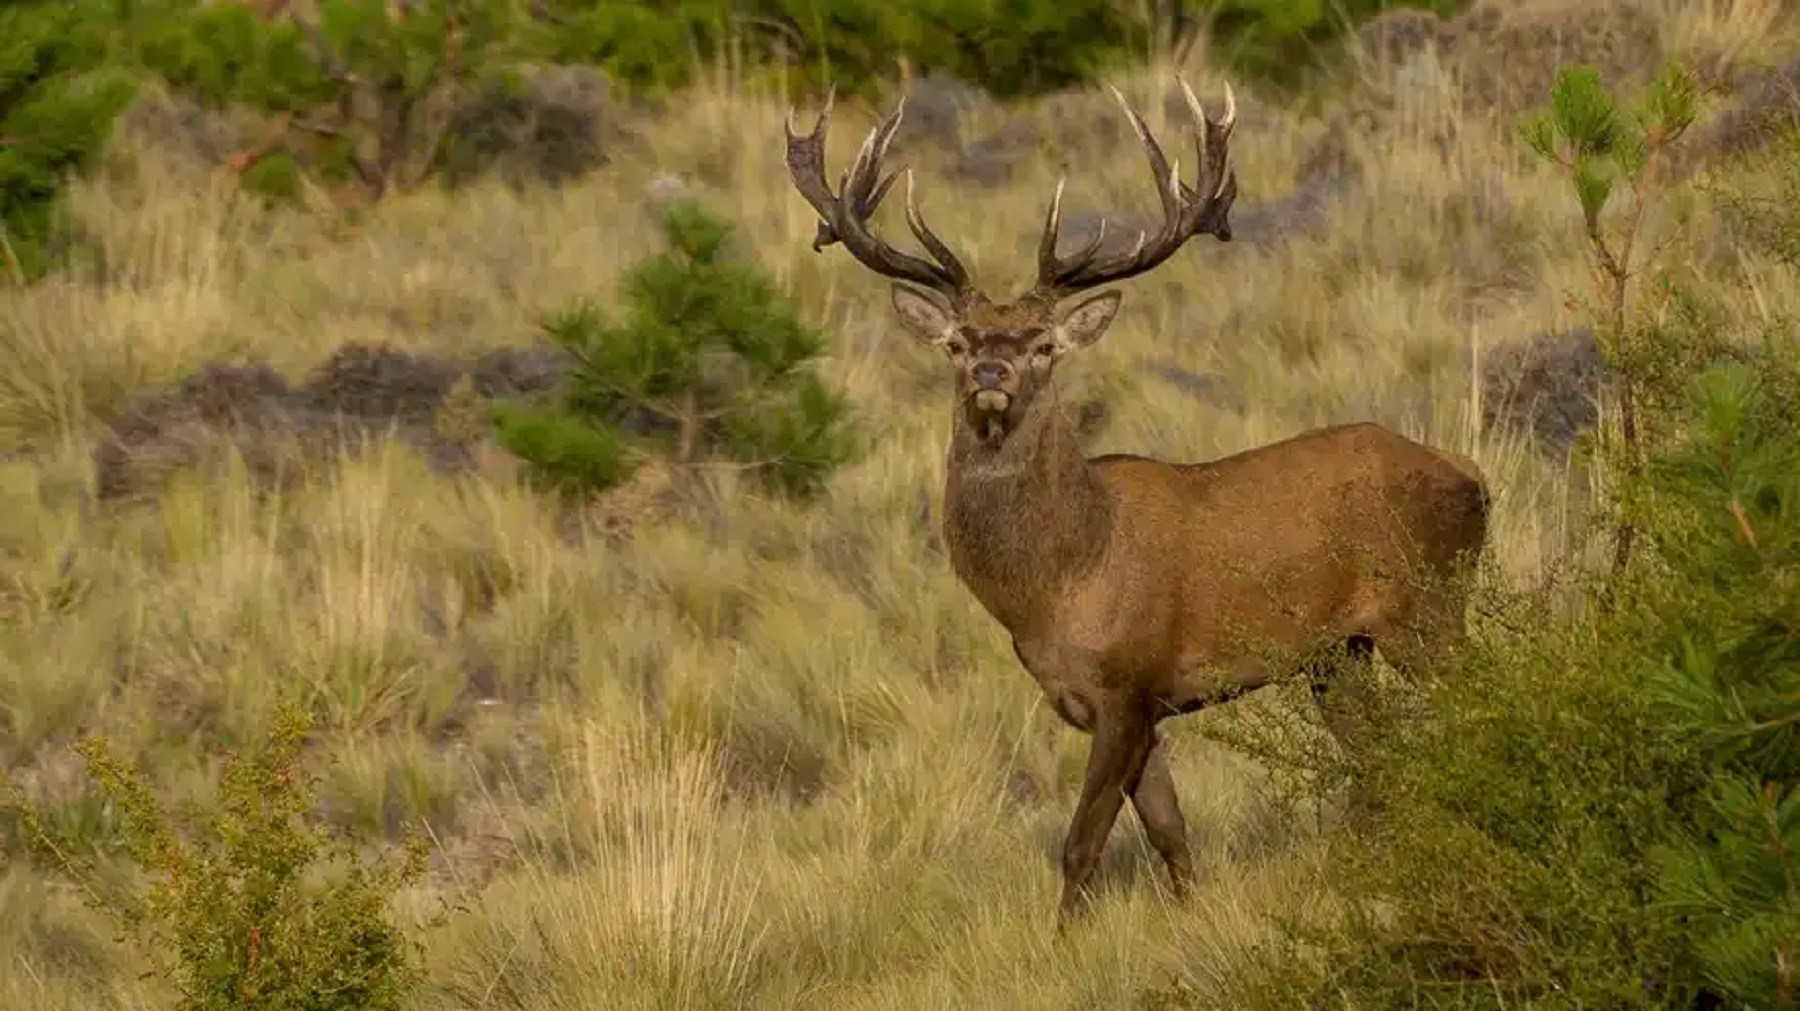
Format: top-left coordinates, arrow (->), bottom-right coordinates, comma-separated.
1522,62 -> 1700,577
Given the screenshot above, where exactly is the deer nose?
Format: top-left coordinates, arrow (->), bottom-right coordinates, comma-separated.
971,361 -> 1011,389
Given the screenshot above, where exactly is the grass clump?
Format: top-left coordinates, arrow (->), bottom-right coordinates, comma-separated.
493,198 -> 858,499
4,701 -> 432,1011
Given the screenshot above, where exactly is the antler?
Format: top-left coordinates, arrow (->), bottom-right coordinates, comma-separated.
784,87 -> 973,304
1033,78 -> 1238,301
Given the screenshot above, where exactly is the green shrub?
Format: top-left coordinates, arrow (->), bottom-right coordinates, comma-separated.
1644,357 -> 1800,1008
493,199 -> 858,499
0,0 -> 138,281
525,0 -> 1144,99
1212,64 -> 1800,1010
523,0 -> 1466,100
135,0 -> 516,201
1209,580 -> 1703,1006
1199,0 -> 1466,89
1213,350 -> 1800,1009
5,702 -> 431,1011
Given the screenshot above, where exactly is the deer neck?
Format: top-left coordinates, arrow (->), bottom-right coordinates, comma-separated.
941,392 -> 1114,633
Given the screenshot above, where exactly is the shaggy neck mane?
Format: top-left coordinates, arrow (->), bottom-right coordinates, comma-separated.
942,383 -> 1114,632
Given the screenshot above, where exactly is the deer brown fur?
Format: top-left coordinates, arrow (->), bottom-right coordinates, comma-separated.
784,79 -> 1491,926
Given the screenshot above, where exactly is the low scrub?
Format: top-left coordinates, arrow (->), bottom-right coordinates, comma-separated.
1214,64 -> 1800,1009
4,702 -> 433,1011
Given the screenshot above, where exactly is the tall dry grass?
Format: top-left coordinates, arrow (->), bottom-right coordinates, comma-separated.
3,3 -> 1800,1004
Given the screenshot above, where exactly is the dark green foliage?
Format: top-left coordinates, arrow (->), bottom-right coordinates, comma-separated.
1215,582 -> 1703,1007
523,0 -> 1464,100
135,0 -> 516,199
493,200 -> 857,499
1221,347 -> 1800,1009
0,0 -> 1471,232
1215,64 -> 1800,1010
1199,0 -> 1466,89
4,702 -> 431,1011
526,0 -> 1142,99
0,1 -> 138,280
1643,358 -> 1800,1007
488,396 -> 635,496
134,0 -> 323,111
0,0 -> 1472,253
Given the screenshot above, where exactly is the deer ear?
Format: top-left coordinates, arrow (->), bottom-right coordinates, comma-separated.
1053,290 -> 1122,352
891,284 -> 956,346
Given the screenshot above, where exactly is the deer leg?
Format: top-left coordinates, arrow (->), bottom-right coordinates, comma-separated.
1059,701 -> 1154,925
1308,634 -> 1375,754
1310,635 -> 1382,827
1130,733 -> 1194,899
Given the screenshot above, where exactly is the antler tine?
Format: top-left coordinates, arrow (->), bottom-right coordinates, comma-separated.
782,87 -> 972,302
903,171 -> 972,291
1107,84 -> 1182,225
1033,78 -> 1240,300
1035,178 -> 1111,294
1176,76 -> 1237,214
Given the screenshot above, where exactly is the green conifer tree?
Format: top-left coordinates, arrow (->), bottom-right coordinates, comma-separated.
495,199 -> 858,499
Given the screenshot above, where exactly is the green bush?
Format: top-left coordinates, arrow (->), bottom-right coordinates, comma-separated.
1199,0 -> 1466,88
493,199 -> 858,500
0,0 -> 1473,245
1645,357 -> 1800,1007
0,0 -> 138,281
1214,351 -> 1800,1009
523,0 -> 1465,100
1211,65 -> 1800,1010
20,0 -> 1471,214
524,0 -> 1148,99
4,702 -> 431,1011
1201,574 -> 1701,1005
135,0 -> 516,201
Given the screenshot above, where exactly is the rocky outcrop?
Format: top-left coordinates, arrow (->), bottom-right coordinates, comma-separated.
94,343 -> 575,500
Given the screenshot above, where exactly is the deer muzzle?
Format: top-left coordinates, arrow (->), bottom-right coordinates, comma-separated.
973,389 -> 1010,412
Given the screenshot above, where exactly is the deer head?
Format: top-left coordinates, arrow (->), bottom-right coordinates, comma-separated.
784,79 -> 1238,447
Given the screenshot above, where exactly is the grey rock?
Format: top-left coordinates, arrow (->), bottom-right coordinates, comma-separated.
301,342 -> 462,423
470,347 -> 577,399
442,64 -> 628,187
95,342 -> 584,501
1479,328 -> 1610,457
894,72 -> 992,149
948,120 -> 1040,186
643,172 -> 696,206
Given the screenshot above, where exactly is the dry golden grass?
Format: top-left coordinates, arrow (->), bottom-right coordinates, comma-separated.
4,3 -> 1800,1004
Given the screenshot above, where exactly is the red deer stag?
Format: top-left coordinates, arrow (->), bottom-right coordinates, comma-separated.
784,80 -> 1490,925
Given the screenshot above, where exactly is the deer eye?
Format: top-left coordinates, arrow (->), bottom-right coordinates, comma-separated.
1031,341 -> 1057,360
943,337 -> 969,356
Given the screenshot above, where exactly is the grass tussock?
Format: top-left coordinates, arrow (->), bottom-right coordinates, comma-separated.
5,2 -> 1800,1005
